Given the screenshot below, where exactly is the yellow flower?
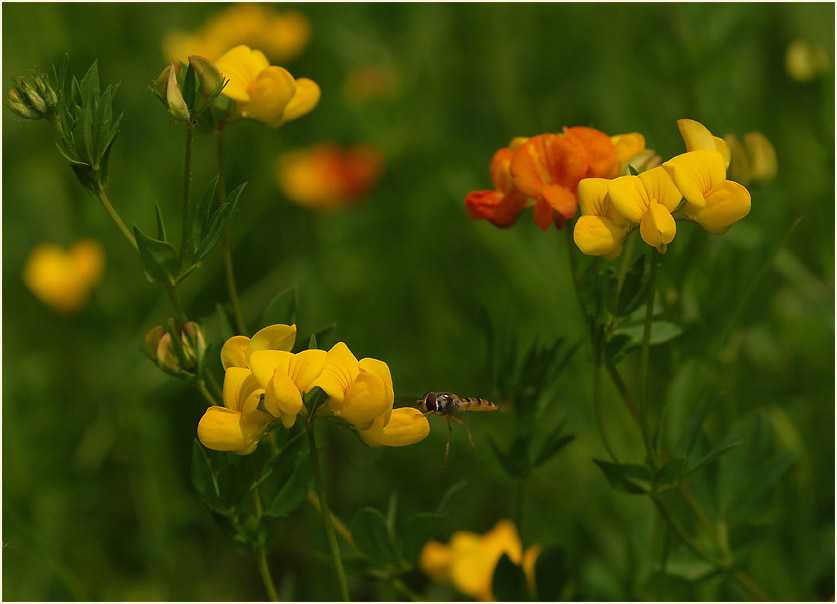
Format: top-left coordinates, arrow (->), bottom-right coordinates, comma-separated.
23,239 -> 105,313
419,519 -> 539,601
248,348 -> 328,428
310,342 -> 394,430
663,149 -> 751,235
574,177 -> 631,259
220,323 -> 297,370
214,45 -> 319,128
677,118 -> 730,169
357,407 -> 430,447
608,132 -> 647,177
197,367 -> 272,455
607,166 -> 682,253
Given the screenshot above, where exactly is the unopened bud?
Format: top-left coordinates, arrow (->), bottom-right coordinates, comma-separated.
166,63 -> 190,122
625,148 -> 661,174
5,89 -> 41,119
743,132 -> 777,186
181,321 -> 207,370
187,55 -> 225,113
724,134 -> 752,186
156,332 -> 182,374
33,73 -> 58,113
144,325 -> 165,361
153,62 -> 180,105
16,77 -> 48,116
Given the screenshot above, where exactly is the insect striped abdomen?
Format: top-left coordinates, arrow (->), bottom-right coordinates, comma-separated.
457,397 -> 498,411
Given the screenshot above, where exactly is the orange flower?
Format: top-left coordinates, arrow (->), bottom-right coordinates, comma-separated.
511,127 -> 616,230
464,142 -> 530,228
276,143 -> 383,209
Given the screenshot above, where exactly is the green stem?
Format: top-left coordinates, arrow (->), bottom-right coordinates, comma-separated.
205,371 -> 224,405
513,477 -> 525,539
196,379 -> 219,406
94,182 -> 137,252
306,421 -> 350,601
255,544 -> 280,602
606,364 -> 642,425
178,122 -> 195,271
639,249 -> 659,469
389,577 -> 424,602
163,281 -> 189,325
594,359 -> 620,462
649,493 -> 724,568
308,491 -> 356,549
215,126 -> 247,335
565,224 -> 587,323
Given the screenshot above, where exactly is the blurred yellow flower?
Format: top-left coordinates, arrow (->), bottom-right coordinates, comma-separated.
310,342 -> 395,430
197,366 -> 272,455
276,143 -> 383,209
785,39 -> 830,82
419,519 -> 539,601
608,132 -> 648,178
220,323 -> 297,370
342,63 -> 401,103
607,166 -> 682,253
664,149 -> 751,235
23,239 -> 105,313
163,3 -> 310,64
249,348 -> 328,428
214,44 -> 320,128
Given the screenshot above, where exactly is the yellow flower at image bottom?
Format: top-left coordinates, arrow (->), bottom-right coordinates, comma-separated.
420,519 -> 539,601
23,239 -> 105,313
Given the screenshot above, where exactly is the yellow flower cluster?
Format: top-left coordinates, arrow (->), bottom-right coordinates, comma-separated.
163,3 -> 310,64
23,239 -> 105,313
420,519 -> 539,601
197,324 -> 429,455
574,119 -> 753,257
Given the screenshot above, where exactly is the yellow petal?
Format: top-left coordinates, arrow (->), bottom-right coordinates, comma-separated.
713,136 -> 731,169
197,405 -> 270,454
419,540 -> 452,582
662,149 -> 726,209
574,215 -> 628,257
358,357 -> 394,424
310,342 -> 359,404
638,166 -> 682,212
70,239 -> 105,284
339,370 -> 391,429
688,180 -> 752,234
221,335 -> 250,369
293,349 -> 328,391
523,545 -> 541,592
223,367 -> 252,411
677,118 -> 714,151
243,66 -> 297,127
639,200 -> 676,251
358,407 -> 430,447
246,324 -> 297,364
238,372 -> 266,421
577,177 -> 610,217
265,371 -> 303,417
607,175 -> 649,223
277,77 -> 320,125
249,350 -> 292,388
215,45 -> 270,102
280,411 -> 297,429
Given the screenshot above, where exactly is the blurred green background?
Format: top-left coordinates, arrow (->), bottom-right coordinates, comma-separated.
3,3 -> 834,601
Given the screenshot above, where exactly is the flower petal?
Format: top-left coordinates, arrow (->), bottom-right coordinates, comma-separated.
223,366 -> 252,411
638,166 -> 682,212
663,149 -> 726,209
277,77 -> 320,125
531,197 -> 553,231
339,369 -> 391,429
688,180 -> 752,234
578,177 -> 610,217
542,184 -> 577,220
249,349 -> 292,388
608,175 -> 649,223
221,335 -> 250,369
197,405 -> 270,454
216,44 -> 270,102
564,126 -> 616,178
310,342 -> 359,404
246,323 -> 296,363
639,199 -> 676,250
242,66 -> 297,127
265,371 -> 303,417
677,118 -> 716,153
293,349 -> 328,391
358,407 -> 430,447
574,215 -> 628,257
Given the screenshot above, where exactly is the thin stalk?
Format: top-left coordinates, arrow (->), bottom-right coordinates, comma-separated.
205,371 -> 224,405
196,379 -> 219,407
512,477 -> 525,539
178,122 -> 195,271
639,249 -> 659,469
594,359 -> 620,462
94,182 -> 137,252
606,364 -> 642,425
255,544 -> 280,602
215,126 -> 247,335
389,577 -> 424,602
565,224 -> 587,323
163,281 -> 189,325
307,490 -> 356,549
306,421 -> 350,601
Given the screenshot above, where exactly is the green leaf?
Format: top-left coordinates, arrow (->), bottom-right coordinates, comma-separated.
489,435 -> 530,479
262,458 -> 312,520
725,452 -> 796,524
492,553 -> 529,601
195,182 -> 244,263
682,434 -> 743,477
261,286 -> 299,329
216,303 -> 236,341
350,507 -> 401,566
615,253 -> 649,317
604,332 -> 635,365
154,202 -> 168,241
302,323 -> 337,353
193,175 -> 219,247
307,334 -> 318,350
209,510 -> 254,554
182,63 -> 197,110
133,225 -> 178,283
613,321 -> 683,347
533,422 -> 575,468
402,511 -> 444,563
435,479 -> 467,514
654,456 -> 688,490
191,438 -> 222,508
673,394 -> 723,458
593,459 -> 653,494
534,545 -> 568,601
77,60 -> 100,100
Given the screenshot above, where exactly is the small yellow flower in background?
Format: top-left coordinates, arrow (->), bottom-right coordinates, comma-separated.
163,3 -> 310,64
23,239 -> 105,313
608,132 -> 651,178
419,519 -> 539,601
785,39 -> 831,82
198,367 -> 272,455
276,143 -> 384,209
215,44 -> 320,128
574,178 -> 631,259
249,348 -> 327,429
663,149 -> 751,235
342,63 -> 401,103
607,166 -> 682,253
742,131 -> 778,186
220,323 -> 297,370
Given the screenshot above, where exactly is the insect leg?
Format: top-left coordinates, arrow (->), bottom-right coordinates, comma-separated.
450,415 -> 480,458
444,417 -> 453,466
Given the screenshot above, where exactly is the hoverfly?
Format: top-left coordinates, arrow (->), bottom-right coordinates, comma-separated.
418,392 -> 498,464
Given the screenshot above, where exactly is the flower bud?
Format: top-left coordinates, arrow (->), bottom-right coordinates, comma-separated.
625,148 -> 662,174
724,134 -> 752,186
144,325 -> 165,361
743,132 -> 777,186
5,88 -> 41,119
33,72 -> 58,113
16,76 -> 48,116
181,321 -> 207,371
153,62 -> 180,104
187,55 -> 225,113
156,332 -> 182,374
166,62 -> 191,121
